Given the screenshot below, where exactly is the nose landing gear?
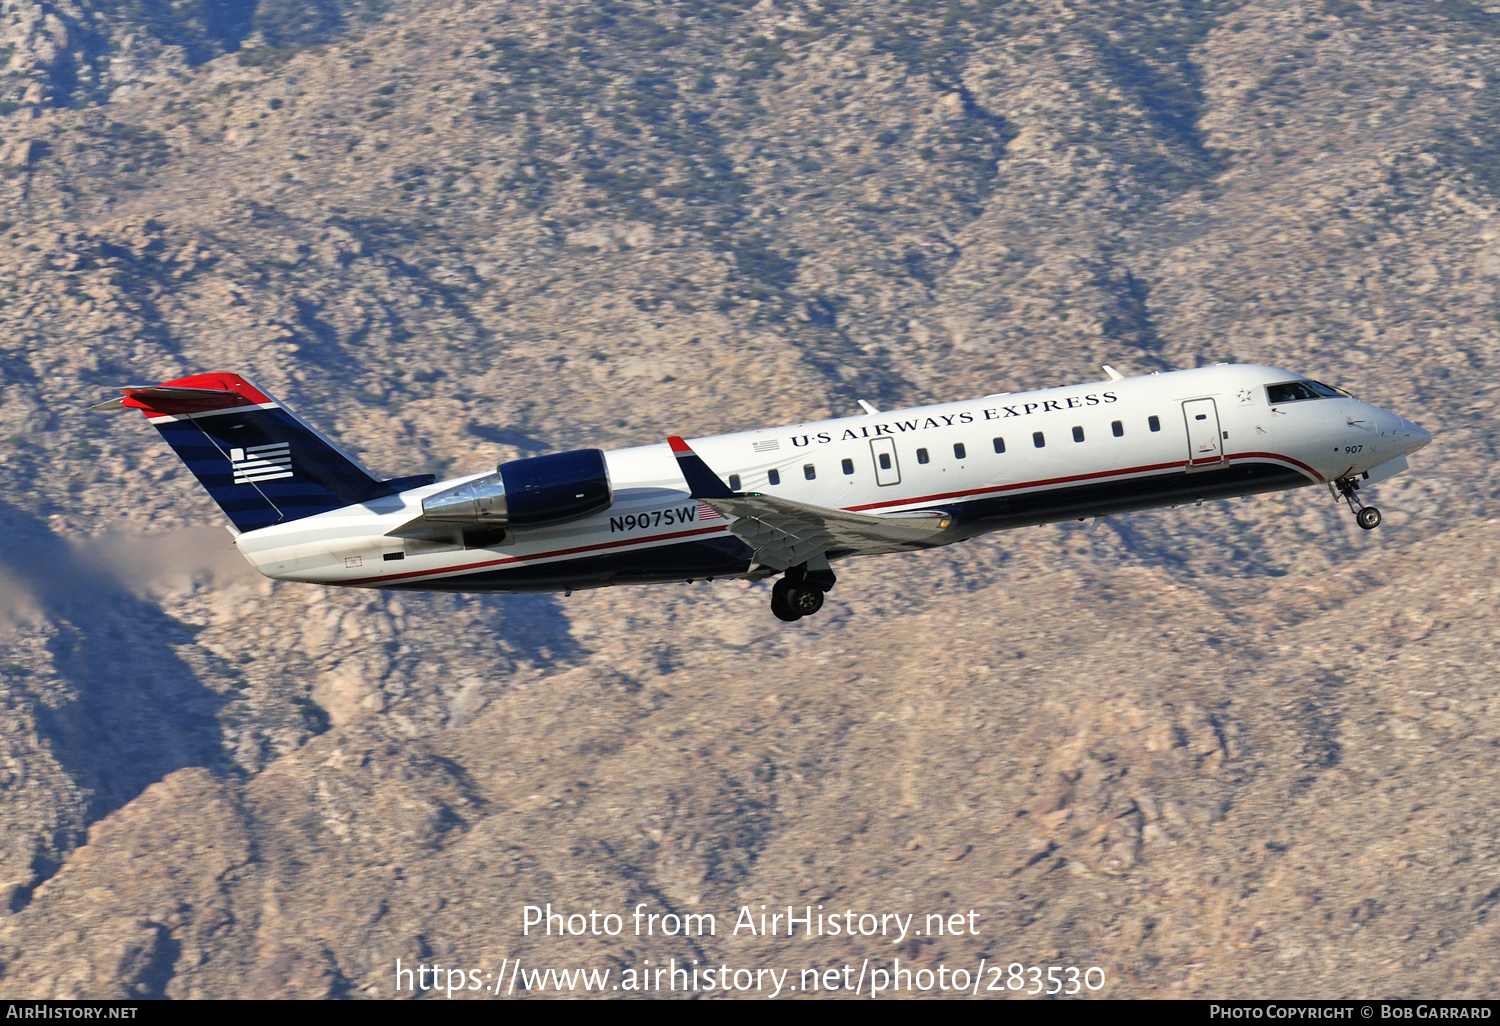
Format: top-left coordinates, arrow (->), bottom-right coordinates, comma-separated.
1332,476 -> 1382,530
769,563 -> 836,621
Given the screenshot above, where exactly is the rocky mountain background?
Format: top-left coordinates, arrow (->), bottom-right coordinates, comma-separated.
0,0 -> 1497,999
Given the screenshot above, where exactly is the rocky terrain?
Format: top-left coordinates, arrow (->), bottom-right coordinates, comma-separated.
0,0 -> 1497,999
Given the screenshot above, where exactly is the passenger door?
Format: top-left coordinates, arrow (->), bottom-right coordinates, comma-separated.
869,437 -> 901,486
1182,398 -> 1226,471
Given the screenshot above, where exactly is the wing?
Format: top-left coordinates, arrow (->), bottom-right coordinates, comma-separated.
705,493 -> 953,571
666,435 -> 953,572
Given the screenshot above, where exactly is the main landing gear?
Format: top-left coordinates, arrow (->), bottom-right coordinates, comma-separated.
770,563 -> 837,622
1332,476 -> 1382,531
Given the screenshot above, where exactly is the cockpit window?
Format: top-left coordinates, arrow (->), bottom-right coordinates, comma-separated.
1266,380 -> 1343,404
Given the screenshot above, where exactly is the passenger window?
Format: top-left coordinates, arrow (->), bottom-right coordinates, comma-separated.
954,443 -> 966,459
841,458 -> 854,475
728,474 -> 741,491
916,448 -> 930,465
1148,415 -> 1161,432
1033,431 -> 1045,448
803,464 -> 816,481
993,437 -> 1005,454
767,469 -> 780,486
878,453 -> 891,470
1111,420 -> 1123,437
1071,426 -> 1084,443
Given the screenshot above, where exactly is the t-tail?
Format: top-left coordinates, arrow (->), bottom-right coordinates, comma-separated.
91,373 -> 434,532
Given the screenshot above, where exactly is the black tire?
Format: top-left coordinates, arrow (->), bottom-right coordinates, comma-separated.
771,578 -> 801,621
1357,506 -> 1382,530
787,584 -> 825,616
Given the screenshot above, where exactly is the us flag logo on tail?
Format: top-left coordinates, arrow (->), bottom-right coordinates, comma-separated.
697,503 -> 723,521
229,442 -> 292,484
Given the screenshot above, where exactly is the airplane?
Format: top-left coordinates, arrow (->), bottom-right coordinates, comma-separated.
92,363 -> 1431,621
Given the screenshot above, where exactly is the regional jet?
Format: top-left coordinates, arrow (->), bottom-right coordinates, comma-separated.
93,364 -> 1430,620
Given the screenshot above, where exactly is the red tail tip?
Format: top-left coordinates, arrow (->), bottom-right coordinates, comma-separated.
667,435 -> 692,454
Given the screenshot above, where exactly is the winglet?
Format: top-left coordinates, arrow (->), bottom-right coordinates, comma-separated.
668,435 -> 736,499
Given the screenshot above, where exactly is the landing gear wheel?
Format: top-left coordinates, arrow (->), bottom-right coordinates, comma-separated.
1333,476 -> 1382,531
770,578 -> 802,622
786,584 -> 825,617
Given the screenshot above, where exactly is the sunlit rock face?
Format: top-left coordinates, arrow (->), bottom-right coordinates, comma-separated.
0,0 -> 1497,999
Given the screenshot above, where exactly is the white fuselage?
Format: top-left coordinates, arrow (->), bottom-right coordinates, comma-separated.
233,364 -> 1430,592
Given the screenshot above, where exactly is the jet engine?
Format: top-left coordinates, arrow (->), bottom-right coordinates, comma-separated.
421,449 -> 612,529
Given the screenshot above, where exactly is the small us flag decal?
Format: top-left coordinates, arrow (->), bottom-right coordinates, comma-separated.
229,442 -> 293,483
697,503 -> 723,521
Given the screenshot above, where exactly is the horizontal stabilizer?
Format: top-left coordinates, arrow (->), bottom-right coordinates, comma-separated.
90,384 -> 260,415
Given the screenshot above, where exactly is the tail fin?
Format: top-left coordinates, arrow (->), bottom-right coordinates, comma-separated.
93,373 -> 434,532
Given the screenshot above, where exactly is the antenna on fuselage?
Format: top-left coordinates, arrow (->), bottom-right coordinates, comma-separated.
1102,365 -> 1125,381
857,399 -> 881,415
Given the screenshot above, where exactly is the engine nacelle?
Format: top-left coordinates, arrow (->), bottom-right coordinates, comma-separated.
421,448 -> 612,529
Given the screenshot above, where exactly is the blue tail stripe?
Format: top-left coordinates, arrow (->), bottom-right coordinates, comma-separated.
152,408 -> 403,532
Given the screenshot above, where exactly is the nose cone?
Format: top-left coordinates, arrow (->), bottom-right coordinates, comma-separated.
1399,416 -> 1432,453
